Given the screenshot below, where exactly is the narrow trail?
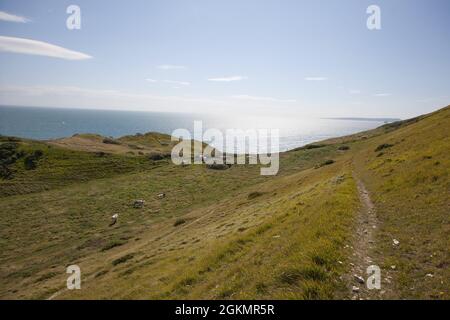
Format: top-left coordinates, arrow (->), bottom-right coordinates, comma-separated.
346,176 -> 380,300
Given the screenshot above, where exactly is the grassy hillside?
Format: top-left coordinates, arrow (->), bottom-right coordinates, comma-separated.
48,132 -> 177,156
0,105 -> 448,299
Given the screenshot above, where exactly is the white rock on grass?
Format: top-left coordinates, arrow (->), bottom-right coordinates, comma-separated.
354,274 -> 365,284
133,199 -> 145,208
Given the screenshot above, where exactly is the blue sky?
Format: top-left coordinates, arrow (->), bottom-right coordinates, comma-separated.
0,0 -> 449,118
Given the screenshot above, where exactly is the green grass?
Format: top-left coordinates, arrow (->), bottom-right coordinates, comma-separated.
0,105 -> 448,299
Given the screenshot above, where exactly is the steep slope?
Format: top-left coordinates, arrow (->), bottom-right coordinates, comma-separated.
0,105 -> 448,300
351,105 -> 449,299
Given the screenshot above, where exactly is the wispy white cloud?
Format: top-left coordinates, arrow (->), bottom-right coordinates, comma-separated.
349,89 -> 361,94
374,93 -> 392,97
231,94 -> 296,103
305,77 -> 328,81
163,80 -> 190,86
0,36 -> 92,60
208,76 -> 247,82
0,11 -> 30,23
157,64 -> 186,70
145,78 -> 157,83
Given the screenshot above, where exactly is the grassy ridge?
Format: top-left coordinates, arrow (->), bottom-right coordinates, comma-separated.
0,105 -> 448,299
0,137 -> 160,197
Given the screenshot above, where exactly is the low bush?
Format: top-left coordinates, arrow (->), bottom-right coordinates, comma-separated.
305,144 -> 325,149
112,254 -> 134,266
206,163 -> 231,170
101,241 -> 126,252
102,137 -> 121,145
148,153 -> 164,161
174,218 -> 186,227
248,191 -> 264,200
375,143 -> 393,152
315,159 -> 335,169
23,150 -> 44,170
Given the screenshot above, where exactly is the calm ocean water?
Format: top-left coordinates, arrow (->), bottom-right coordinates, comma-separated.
0,106 -> 386,152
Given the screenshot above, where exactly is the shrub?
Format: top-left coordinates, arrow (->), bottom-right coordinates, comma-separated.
248,191 -> 264,200
206,163 -> 231,170
305,144 -> 325,149
0,165 -> 13,179
375,143 -> 393,152
95,270 -> 109,278
112,253 -> 134,266
255,282 -> 268,294
0,142 -> 25,179
314,159 -> 335,169
292,144 -> 326,151
0,142 -> 19,163
302,283 -> 322,299
174,218 -> 186,226
299,265 -> 327,281
94,151 -> 108,157
35,272 -> 58,283
102,137 -> 121,145
311,254 -> 328,267
338,145 -> 349,151
101,241 -> 126,252
148,152 -> 164,161
34,150 -> 44,157
277,268 -> 303,285
23,150 -> 43,170
127,144 -> 144,150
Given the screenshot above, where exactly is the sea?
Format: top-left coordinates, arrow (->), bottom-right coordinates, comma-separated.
0,106 -> 391,153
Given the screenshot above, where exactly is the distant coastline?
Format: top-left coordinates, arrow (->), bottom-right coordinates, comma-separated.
0,105 -> 388,152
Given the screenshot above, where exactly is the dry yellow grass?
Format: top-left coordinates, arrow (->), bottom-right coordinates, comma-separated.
0,105 -> 448,299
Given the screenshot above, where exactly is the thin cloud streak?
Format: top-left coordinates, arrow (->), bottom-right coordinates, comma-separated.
305,77 -> 328,81
0,36 -> 92,60
163,80 -> 190,86
157,64 -> 186,70
208,76 -> 247,82
231,94 -> 296,103
374,93 -> 392,97
0,11 -> 30,23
